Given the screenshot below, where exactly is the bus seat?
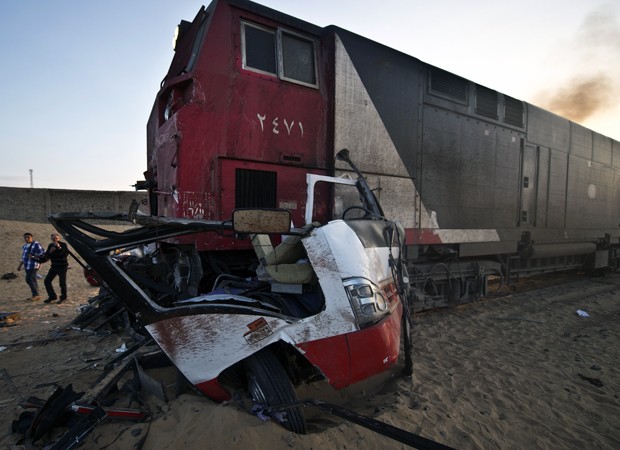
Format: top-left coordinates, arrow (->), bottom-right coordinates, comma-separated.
251,231 -> 314,284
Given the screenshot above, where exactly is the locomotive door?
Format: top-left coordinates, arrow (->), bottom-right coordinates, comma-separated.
520,144 -> 538,226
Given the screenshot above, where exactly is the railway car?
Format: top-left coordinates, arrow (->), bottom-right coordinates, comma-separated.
135,0 -> 620,311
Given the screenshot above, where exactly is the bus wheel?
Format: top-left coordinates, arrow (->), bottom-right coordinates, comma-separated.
245,348 -> 306,434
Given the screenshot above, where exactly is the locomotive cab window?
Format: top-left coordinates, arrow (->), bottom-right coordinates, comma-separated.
243,23 -> 277,75
241,21 -> 318,88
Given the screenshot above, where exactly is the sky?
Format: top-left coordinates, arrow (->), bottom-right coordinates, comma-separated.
1,0 -> 618,191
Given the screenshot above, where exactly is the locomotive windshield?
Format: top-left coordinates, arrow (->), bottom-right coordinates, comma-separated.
241,21 -> 318,87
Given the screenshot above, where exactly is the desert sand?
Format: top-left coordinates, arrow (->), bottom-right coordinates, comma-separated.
1,218 -> 619,449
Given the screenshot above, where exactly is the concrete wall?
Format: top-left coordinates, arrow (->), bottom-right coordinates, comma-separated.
0,187 -> 149,223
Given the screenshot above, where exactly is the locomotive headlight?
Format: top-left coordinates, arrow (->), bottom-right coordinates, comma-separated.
163,91 -> 174,121
344,278 -> 390,327
172,25 -> 180,50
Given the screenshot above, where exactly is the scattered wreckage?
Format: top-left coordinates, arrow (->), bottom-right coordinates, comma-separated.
48,151 -> 412,433
6,152 -> 461,449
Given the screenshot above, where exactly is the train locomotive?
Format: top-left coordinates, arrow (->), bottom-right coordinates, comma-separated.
52,0 -> 620,433
137,0 -> 620,311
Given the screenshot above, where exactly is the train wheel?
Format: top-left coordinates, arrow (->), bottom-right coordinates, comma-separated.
245,348 -> 306,434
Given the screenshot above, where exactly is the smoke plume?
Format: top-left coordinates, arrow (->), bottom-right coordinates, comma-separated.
538,74 -> 614,122
534,6 -> 620,124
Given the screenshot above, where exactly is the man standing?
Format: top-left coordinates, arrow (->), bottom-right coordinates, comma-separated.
17,232 -> 45,301
42,233 -> 69,304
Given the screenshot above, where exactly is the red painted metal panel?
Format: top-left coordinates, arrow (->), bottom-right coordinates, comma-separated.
346,304 -> 403,385
298,305 -> 403,389
296,334 -> 351,389
406,228 -> 442,245
195,378 -> 232,402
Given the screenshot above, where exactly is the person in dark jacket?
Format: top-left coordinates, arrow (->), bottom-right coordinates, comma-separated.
41,233 -> 69,303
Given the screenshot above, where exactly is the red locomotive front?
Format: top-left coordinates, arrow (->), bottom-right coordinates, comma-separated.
143,2 -> 331,253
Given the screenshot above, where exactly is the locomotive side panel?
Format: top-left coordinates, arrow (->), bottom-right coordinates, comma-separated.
330,26 -> 527,236
613,140 -> 620,168
330,29 -> 421,178
493,129 -> 522,228
535,146 -> 550,228
330,29 -> 422,229
526,105 -> 570,151
547,149 -> 568,229
593,133 -> 612,165
322,18 -> 620,309
330,26 -> 620,236
421,107 -> 523,230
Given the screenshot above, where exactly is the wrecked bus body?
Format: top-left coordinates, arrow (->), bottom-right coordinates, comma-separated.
51,151 -> 411,433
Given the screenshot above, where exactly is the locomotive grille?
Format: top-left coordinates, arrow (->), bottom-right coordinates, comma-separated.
475,85 -> 498,119
504,96 -> 524,127
235,168 -> 277,208
429,67 -> 468,103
